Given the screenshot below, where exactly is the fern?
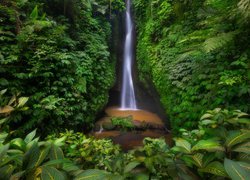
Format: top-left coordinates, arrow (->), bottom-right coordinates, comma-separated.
238,0 -> 250,19
203,31 -> 237,52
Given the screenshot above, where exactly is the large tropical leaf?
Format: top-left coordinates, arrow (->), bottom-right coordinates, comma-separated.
190,153 -> 203,168
49,144 -> 64,168
23,142 -> 40,169
233,141 -> 250,154
24,129 -> 37,144
225,130 -> 250,148
199,161 -> 227,177
0,143 -> 9,158
74,169 -> 109,180
34,147 -> 51,167
224,158 -> 250,180
192,139 -> 224,152
41,166 -> 66,180
238,153 -> 250,163
174,138 -> 191,153
124,161 -> 140,173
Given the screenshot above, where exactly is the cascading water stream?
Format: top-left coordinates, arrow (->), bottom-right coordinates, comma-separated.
121,0 -> 137,110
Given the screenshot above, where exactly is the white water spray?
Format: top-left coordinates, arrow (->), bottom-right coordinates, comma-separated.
121,0 -> 137,110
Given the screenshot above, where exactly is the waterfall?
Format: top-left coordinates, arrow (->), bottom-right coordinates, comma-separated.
121,0 -> 137,110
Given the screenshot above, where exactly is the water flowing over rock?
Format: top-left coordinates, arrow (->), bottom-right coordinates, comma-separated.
121,0 -> 137,109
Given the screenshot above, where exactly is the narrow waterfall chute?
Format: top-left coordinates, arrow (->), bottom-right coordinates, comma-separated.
121,0 -> 137,110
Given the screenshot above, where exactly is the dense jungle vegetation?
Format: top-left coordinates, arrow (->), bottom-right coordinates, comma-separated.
0,0 -> 250,179
134,0 -> 250,132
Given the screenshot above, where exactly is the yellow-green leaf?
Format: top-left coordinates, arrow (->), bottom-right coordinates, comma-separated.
199,161 -> 227,177
226,130 -> 250,148
192,139 -> 224,152
174,138 -> 191,153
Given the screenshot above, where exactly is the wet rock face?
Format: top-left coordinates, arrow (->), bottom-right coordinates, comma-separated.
92,107 -> 172,150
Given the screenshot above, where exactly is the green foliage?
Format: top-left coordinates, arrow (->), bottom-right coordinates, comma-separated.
48,130 -> 121,170
134,0 -> 250,133
1,108 -> 250,179
111,116 -> 135,131
0,0 -> 116,134
128,109 -> 250,179
0,129 -> 85,179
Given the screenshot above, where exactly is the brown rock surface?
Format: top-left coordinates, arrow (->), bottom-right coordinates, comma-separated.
92,107 -> 172,150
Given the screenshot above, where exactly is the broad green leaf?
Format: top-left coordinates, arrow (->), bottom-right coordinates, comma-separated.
200,113 -> 213,120
124,161 -> 140,173
225,130 -> 250,148
24,129 -> 37,143
238,153 -> 250,163
10,138 -> 26,151
74,169 -> 109,180
23,142 -> 40,169
27,137 -> 40,150
192,139 -> 224,152
238,162 -> 250,172
41,166 -> 66,180
199,161 -> 227,177
0,144 -> 9,158
200,119 -> 216,125
171,146 -> 190,153
43,159 -> 71,167
233,141 -> 250,153
49,144 -> 64,160
53,136 -> 66,147
238,118 -> 250,124
191,153 -> 203,168
35,146 -> 51,167
17,97 -> 29,108
174,138 -> 191,153
224,158 -> 250,180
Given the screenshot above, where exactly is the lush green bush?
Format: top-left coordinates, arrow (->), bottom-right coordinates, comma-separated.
1,93 -> 250,179
48,130 -> 122,170
0,0 -> 123,134
111,116 -> 135,131
133,0 -> 250,133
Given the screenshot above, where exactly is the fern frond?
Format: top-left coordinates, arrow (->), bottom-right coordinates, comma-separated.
238,0 -> 250,19
203,32 -> 237,52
